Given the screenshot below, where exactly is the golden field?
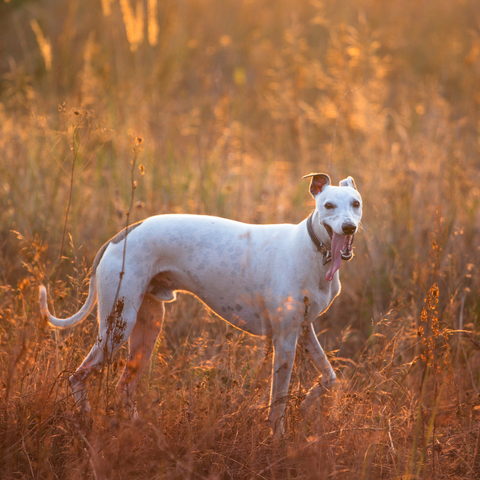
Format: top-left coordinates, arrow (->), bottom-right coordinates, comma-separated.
1,0 -> 480,478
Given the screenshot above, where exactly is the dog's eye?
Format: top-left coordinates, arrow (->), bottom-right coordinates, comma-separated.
352,200 -> 361,208
324,202 -> 335,210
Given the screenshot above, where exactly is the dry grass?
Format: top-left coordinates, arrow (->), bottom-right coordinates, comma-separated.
1,0 -> 480,478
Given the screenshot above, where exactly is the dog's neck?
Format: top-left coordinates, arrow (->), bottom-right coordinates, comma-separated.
306,211 -> 331,265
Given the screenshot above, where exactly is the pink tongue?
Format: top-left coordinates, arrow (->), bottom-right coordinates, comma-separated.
326,233 -> 345,281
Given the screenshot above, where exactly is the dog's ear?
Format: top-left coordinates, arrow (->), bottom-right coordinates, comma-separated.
303,173 -> 331,197
339,176 -> 357,190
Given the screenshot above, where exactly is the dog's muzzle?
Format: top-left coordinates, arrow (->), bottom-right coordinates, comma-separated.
323,221 -> 355,261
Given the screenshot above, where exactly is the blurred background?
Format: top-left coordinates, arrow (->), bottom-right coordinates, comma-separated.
2,0 -> 479,338
1,0 -> 480,477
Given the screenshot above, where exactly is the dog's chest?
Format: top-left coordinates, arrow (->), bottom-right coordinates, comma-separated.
304,274 -> 341,320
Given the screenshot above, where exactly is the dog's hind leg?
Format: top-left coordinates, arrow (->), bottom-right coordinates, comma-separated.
300,323 -> 336,414
116,294 -> 165,416
69,344 -> 104,414
69,291 -> 143,414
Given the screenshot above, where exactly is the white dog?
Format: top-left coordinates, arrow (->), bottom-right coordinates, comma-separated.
39,173 -> 362,437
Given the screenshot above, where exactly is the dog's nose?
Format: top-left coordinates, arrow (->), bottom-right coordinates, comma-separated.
342,223 -> 356,235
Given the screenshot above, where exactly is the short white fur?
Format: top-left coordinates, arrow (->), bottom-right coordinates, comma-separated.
39,173 -> 362,438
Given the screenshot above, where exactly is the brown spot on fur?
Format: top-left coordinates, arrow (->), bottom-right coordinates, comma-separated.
91,221 -> 144,273
111,221 -> 144,245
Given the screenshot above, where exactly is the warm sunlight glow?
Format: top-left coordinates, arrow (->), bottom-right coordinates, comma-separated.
119,0 -> 144,51
30,19 -> 52,71
2,0 -> 480,477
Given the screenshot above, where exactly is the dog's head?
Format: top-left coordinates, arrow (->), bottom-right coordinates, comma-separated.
303,173 -> 363,281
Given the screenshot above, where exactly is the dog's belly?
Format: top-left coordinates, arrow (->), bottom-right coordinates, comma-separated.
147,269 -> 272,336
199,294 -> 271,336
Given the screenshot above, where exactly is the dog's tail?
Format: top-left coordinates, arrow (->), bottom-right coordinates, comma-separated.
39,241 -> 110,328
39,276 -> 97,328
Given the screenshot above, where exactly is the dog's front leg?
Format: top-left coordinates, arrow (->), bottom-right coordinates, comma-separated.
268,328 -> 299,439
300,323 -> 336,414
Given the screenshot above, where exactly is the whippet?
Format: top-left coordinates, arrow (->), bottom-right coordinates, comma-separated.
39,173 -> 362,437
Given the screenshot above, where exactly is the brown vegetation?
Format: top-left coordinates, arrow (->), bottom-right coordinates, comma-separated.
1,0 -> 480,478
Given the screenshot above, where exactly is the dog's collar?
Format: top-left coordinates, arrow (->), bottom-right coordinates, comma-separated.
307,212 -> 331,265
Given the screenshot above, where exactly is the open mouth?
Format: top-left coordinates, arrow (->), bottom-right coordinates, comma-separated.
341,236 -> 354,260
323,223 -> 334,239
323,223 -> 355,281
